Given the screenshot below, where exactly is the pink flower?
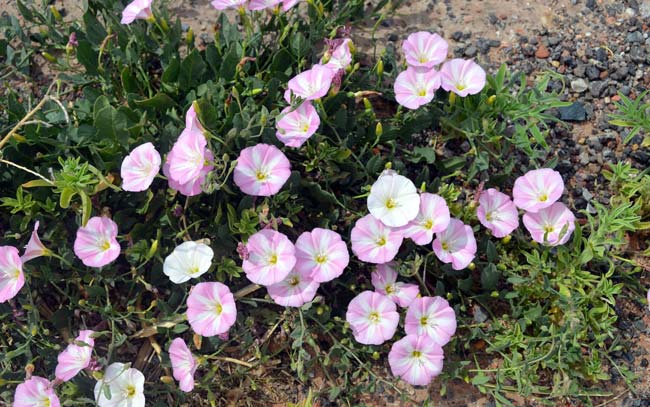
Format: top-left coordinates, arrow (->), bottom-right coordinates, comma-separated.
73,217 -> 120,268
233,144 -> 291,196
522,202 -> 576,246
388,334 -> 444,386
186,282 -> 237,337
294,228 -> 349,283
432,219 -> 476,270
0,246 -> 23,303
168,129 -> 208,185
394,67 -> 441,110
404,296 -> 456,346
286,65 -> 334,101
371,264 -> 419,307
21,221 -> 51,263
211,0 -> 247,10
350,214 -> 403,264
55,330 -> 95,382
439,59 -> 486,97
169,338 -> 198,392
282,0 -> 301,10
121,0 -> 153,24
248,0 -> 282,10
476,188 -> 519,238
14,376 -> 61,407
121,142 -> 161,192
184,104 -> 202,132
275,102 -> 320,148
367,171 -> 420,228
512,168 -> 564,213
322,39 -> 353,72
266,269 -> 319,307
402,32 -> 448,71
345,291 -> 399,345
400,193 -> 450,245
163,149 -> 214,197
242,229 -> 296,285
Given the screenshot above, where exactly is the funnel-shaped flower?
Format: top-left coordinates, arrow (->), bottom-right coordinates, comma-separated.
55,330 -> 95,382
169,338 -> 198,393
168,128 -> 208,185
94,363 -> 145,407
121,0 -> 153,24
394,67 -> 441,109
476,188 -> 519,238
388,334 -> 444,386
211,0 -> 247,10
282,0 -> 301,10
186,282 -> 237,337
403,32 -> 448,71
21,221 -> 51,263
400,193 -> 450,245
73,217 -> 120,268
322,39 -> 353,72
267,269 -> 319,307
295,228 -> 349,283
163,149 -> 214,197
432,219 -> 476,270
346,291 -> 399,345
368,171 -> 420,228
163,241 -> 214,284
242,229 -> 296,285
404,296 -> 456,346
371,264 -> 419,308
350,214 -> 403,264
14,376 -> 61,407
248,0 -> 282,10
275,102 -> 320,148
523,202 -> 575,246
0,246 -> 24,303
234,144 -> 291,196
121,142 -> 161,192
286,65 -> 334,101
513,168 -> 564,213
439,59 -> 486,97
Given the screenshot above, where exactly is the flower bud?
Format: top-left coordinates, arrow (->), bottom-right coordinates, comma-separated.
376,59 -> 384,78
42,52 -> 57,63
502,235 -> 512,244
487,95 -> 496,105
363,97 -> 372,112
372,351 -> 380,360
50,6 -> 62,21
375,122 -> 383,138
468,262 -> 476,270
186,27 -> 194,46
160,376 -> 174,384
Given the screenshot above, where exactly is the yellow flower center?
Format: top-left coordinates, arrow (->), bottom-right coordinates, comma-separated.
385,284 -> 395,295
411,350 -> 422,358
538,194 -> 548,202
418,56 -> 428,63
376,236 -> 387,246
420,316 -> 428,326
368,311 -> 380,323
215,303 -> 223,315
441,242 -> 449,251
289,276 -> 300,286
385,198 -> 396,209
12,268 -> 21,280
189,265 -> 200,274
126,385 -> 136,398
485,212 -> 494,222
300,122 -> 310,133
543,225 -> 554,233
42,398 -> 51,407
423,219 -> 433,230
315,254 -> 327,264
100,240 -> 111,251
256,171 -> 268,181
417,89 -> 427,97
268,254 -> 278,265
456,83 -> 466,91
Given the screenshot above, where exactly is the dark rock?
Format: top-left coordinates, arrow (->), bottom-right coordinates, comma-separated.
586,0 -> 597,9
451,31 -> 463,41
620,86 -> 631,96
630,46 -> 646,63
559,102 -> 587,122
594,47 -> 608,62
465,46 -> 478,57
586,65 -> 600,80
388,33 -> 398,42
548,36 -> 562,46
610,66 -> 629,80
488,13 -> 498,24
589,81 -> 607,97
574,63 -> 587,77
642,359 -> 648,368
530,37 -> 538,45
626,31 -> 644,43
380,18 -> 394,28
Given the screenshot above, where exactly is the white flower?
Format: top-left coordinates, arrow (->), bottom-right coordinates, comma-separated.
163,241 -> 214,284
94,363 -> 145,407
367,171 -> 420,227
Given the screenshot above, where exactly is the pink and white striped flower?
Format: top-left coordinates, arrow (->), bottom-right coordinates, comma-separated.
73,217 -> 120,268
400,193 -> 450,245
163,149 -> 214,197
242,229 -> 296,285
371,264 -> 419,308
476,188 -> 519,238
350,214 -> 403,264
168,128 -> 208,185
432,218 -> 476,270
266,269 -> 319,307
94,363 -> 145,407
55,330 -> 95,382
163,241 -> 214,284
404,296 -> 456,346
121,0 -> 153,24
0,246 -> 24,303
294,228 -> 349,283
402,32 -> 448,71
211,0 -> 247,10
21,221 -> 50,263
394,67 -> 441,109
233,144 -> 291,196
523,202 -> 576,246
322,39 -> 353,72
512,168 -> 564,213
121,142 -> 161,192
388,334 -> 444,386
248,0 -> 282,10
282,0 -> 301,10
439,58 -> 486,97
345,291 -> 399,345
286,64 -> 334,101
186,282 -> 237,337
367,171 -> 420,228
169,338 -> 198,392
275,102 -> 320,148
14,376 -> 61,407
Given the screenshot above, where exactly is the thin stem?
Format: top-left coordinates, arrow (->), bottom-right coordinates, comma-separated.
0,96 -> 50,150
0,159 -> 55,186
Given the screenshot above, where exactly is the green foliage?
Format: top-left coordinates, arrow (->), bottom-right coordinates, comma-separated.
609,90 -> 650,146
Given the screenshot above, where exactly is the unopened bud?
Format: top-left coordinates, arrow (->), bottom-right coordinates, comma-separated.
502,235 -> 512,244
160,376 -> 174,384
372,351 -> 380,360
50,6 -> 62,21
376,59 -> 384,77
468,262 -> 476,270
186,27 -> 194,46
375,122 -> 383,138
487,95 -> 496,105
42,52 -> 57,63
363,98 -> 372,112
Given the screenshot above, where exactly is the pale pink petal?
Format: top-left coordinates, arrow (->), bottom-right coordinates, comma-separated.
512,168 -> 564,213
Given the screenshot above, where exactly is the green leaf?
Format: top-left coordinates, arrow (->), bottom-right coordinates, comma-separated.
22,179 -> 54,188
134,93 -> 176,110
80,192 -> 92,226
219,46 -> 239,82
179,49 -> 207,89
83,11 -> 107,46
93,96 -> 129,148
76,40 -> 98,75
121,67 -> 140,94
59,187 -> 75,209
162,57 -> 180,84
